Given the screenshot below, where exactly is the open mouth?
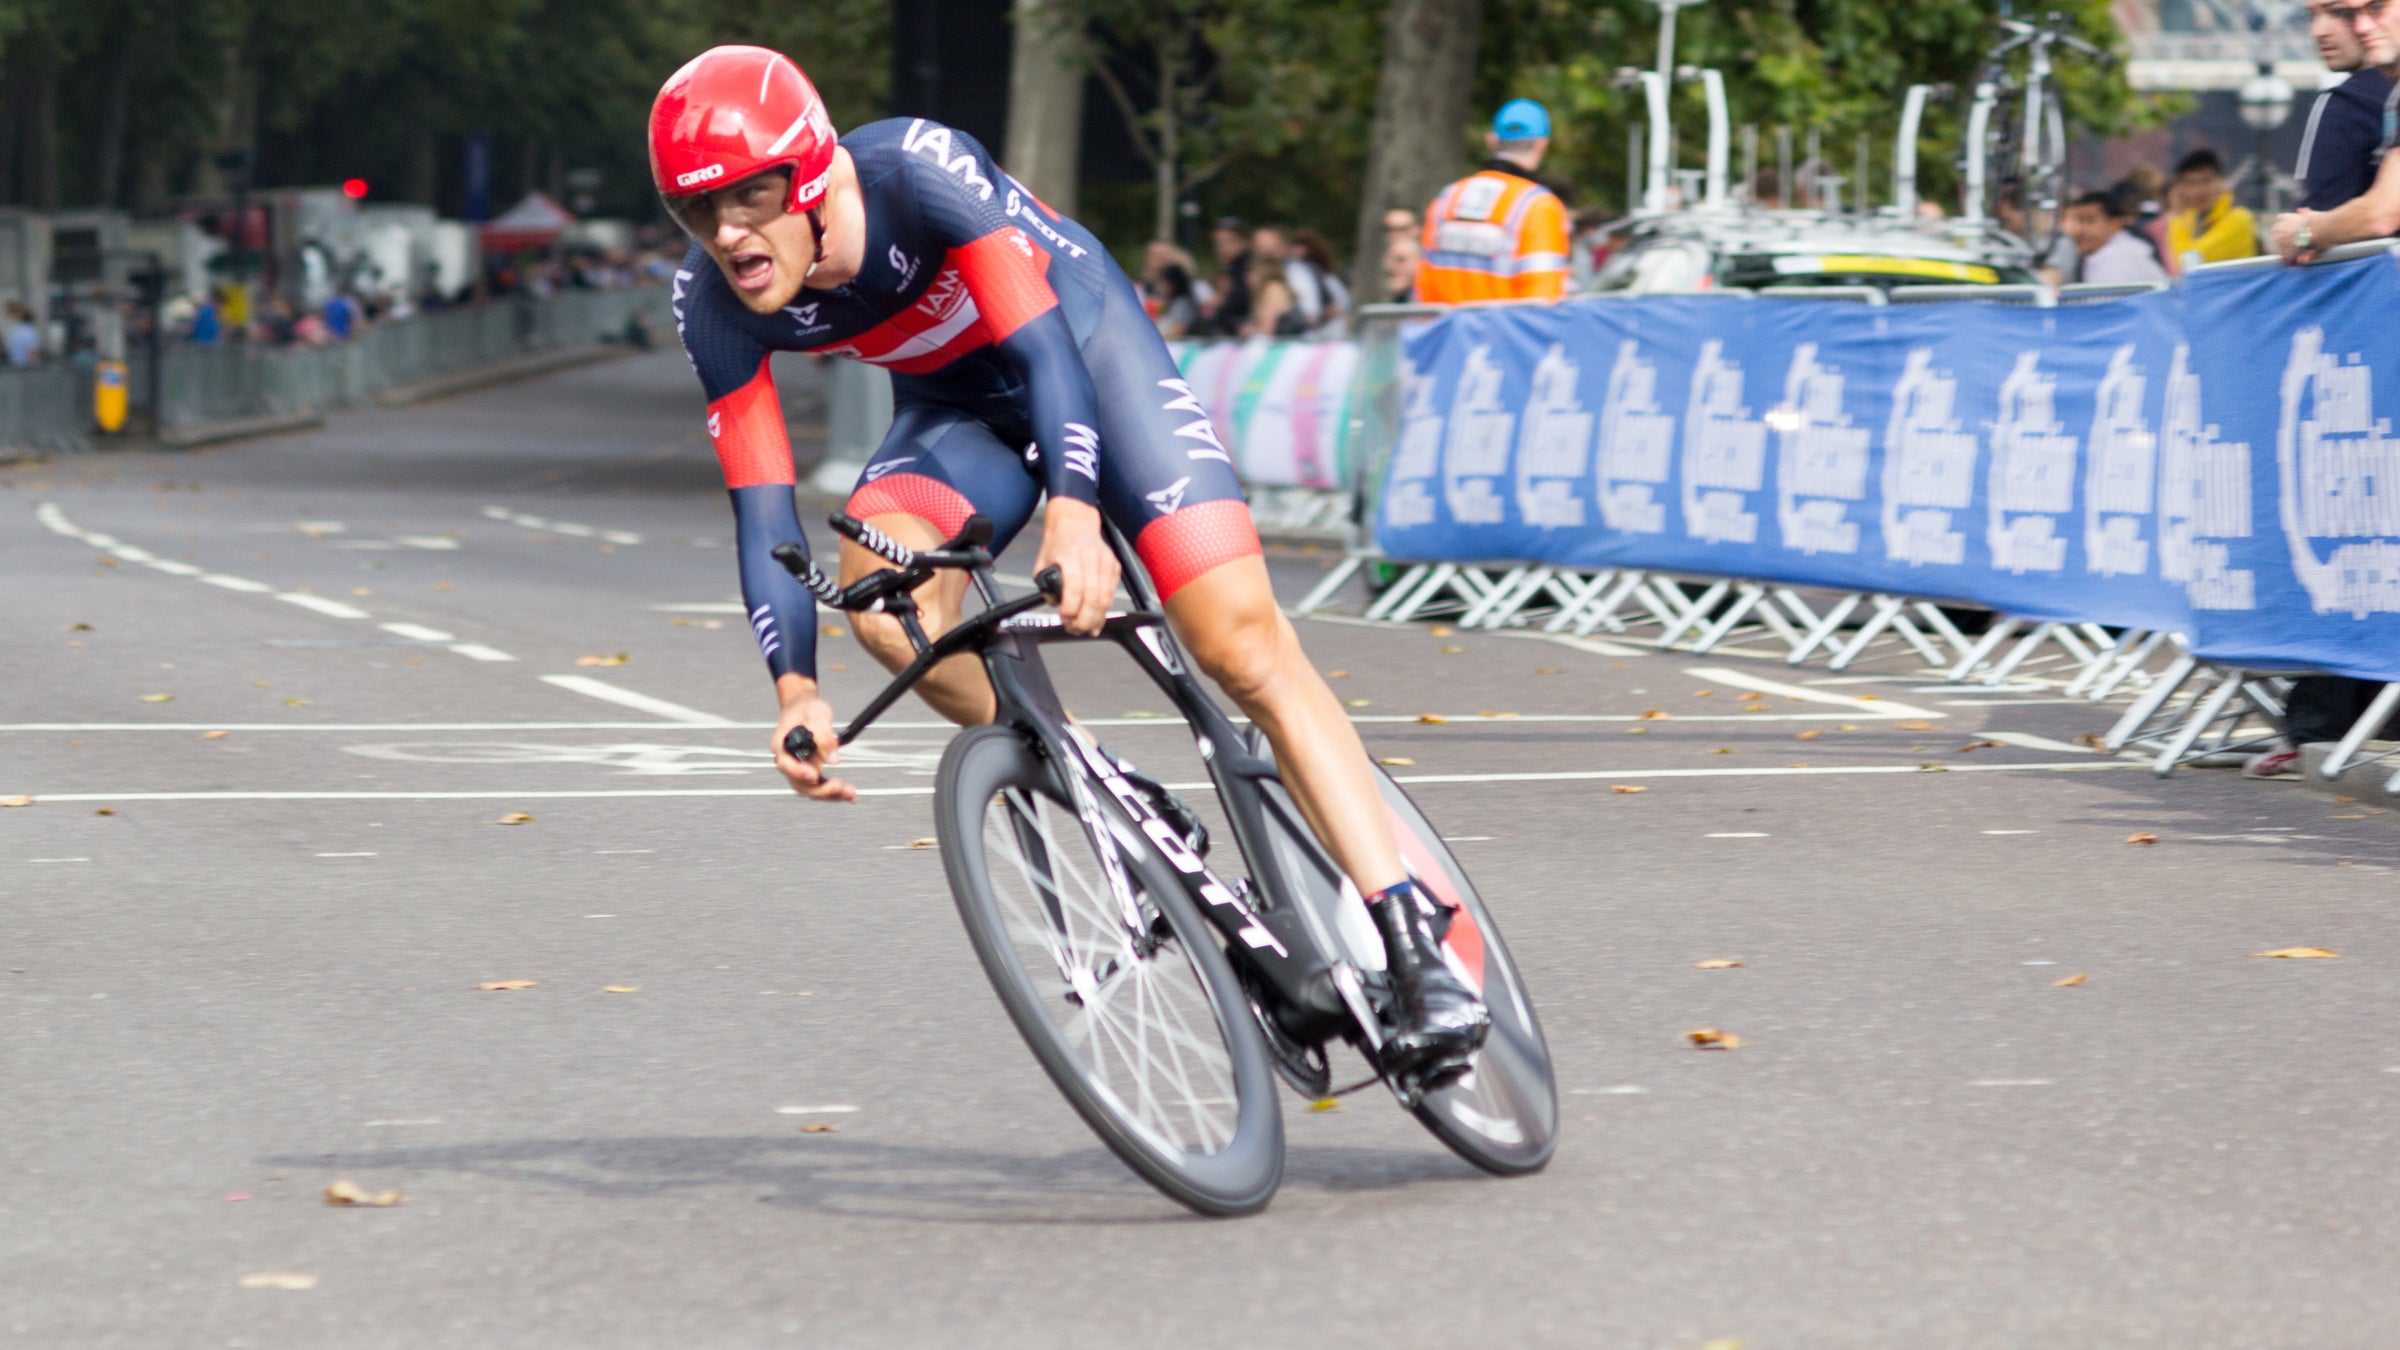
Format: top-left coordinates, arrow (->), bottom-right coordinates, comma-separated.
729,250 -> 776,293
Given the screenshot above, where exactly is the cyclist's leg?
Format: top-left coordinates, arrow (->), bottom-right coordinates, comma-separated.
842,404 -> 1041,725
1081,278 -> 1406,899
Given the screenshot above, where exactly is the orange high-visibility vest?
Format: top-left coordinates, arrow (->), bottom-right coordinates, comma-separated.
1415,167 -> 1571,304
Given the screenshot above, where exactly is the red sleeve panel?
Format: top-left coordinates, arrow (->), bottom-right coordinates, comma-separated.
950,229 -> 1058,342
707,357 -> 795,488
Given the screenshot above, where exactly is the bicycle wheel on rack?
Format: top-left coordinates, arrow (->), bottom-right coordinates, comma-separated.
1241,729 -> 1558,1175
936,725 -> 1284,1217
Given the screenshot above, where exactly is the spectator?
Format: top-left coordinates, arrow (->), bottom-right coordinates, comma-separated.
1998,182 -> 2080,286
4,301 -> 41,366
2061,189 -> 2169,284
2111,167 -> 2175,273
1253,226 -> 1325,331
1568,207 -> 1614,290
188,294 -> 222,345
2165,148 -> 2259,267
2294,0 -> 2391,213
1206,217 -> 1253,336
2272,0 -> 2400,260
1381,209 -> 1420,302
1243,248 -> 1301,339
322,291 -> 358,342
1417,98 -> 1572,304
1141,241 -> 1202,340
1751,167 -> 1784,210
2248,0 -> 2400,778
1290,229 -> 1351,335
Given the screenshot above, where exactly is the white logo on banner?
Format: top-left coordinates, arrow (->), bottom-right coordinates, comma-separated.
2082,345 -> 2158,577
1770,343 -> 1871,556
1986,351 -> 2079,574
2158,344 -> 2256,610
1596,340 -> 1675,534
1515,344 -> 1593,527
2277,326 -> 2400,617
1680,340 -> 1770,544
1443,345 -> 1514,524
1881,349 -> 1978,566
1384,355 -> 1444,527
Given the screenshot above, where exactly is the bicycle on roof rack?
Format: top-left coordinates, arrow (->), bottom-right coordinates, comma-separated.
773,510 -> 1558,1216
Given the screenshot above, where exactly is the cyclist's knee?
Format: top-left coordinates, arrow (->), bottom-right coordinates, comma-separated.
1180,591 -> 1294,707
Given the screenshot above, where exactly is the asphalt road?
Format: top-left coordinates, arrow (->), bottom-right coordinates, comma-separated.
6,350 -> 2399,1348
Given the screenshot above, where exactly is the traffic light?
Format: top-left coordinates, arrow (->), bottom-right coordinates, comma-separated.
342,178 -> 369,199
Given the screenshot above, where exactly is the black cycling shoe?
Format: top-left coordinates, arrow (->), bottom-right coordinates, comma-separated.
1369,882 -> 1489,1079
1120,762 -> 1209,858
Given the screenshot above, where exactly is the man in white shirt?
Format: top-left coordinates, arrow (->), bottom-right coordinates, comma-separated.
2062,189 -> 2169,285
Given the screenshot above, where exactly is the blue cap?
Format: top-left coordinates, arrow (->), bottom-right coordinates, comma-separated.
1492,99 -> 1551,141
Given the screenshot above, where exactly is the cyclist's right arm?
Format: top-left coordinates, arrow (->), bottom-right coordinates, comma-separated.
675,262 -> 853,800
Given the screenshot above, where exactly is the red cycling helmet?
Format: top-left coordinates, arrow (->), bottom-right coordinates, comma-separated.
649,46 -> 836,222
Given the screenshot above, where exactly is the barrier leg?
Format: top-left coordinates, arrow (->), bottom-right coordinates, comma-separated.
1540,570 -> 1618,633
2088,630 -> 2170,701
1655,578 -> 1734,649
1571,571 -> 1653,635
2064,629 -> 2139,697
1946,618 -> 2020,683
1459,566 -> 1539,628
2152,668 -> 2245,776
2104,654 -> 2199,751
1636,576 -> 1706,635
1911,603 -> 1978,668
1884,608 -> 1954,669
1386,564 -> 1463,622
2321,682 -> 2400,778
1293,553 -> 1368,617
1786,592 -> 1865,665
1826,596 -> 1906,670
1362,564 -> 1433,621
1979,622 -> 2057,686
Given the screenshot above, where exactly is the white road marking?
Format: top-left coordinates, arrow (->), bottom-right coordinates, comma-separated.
14,760 -> 2150,805
1495,630 -> 1647,658
1982,732 -> 2098,755
315,852 -> 379,858
380,623 -> 458,643
277,593 -> 370,620
200,574 -> 275,593
447,643 -> 517,662
29,857 -> 91,863
1970,1079 -> 2053,1087
297,521 -> 346,536
483,505 -> 642,545
361,1119 -> 443,1127
145,560 -> 203,576
540,675 -> 732,725
1983,829 -> 2041,835
1705,832 -> 1771,838
649,603 -> 748,614
1569,1086 -> 1649,1095
1683,666 -> 1940,718
774,1105 -> 860,1115
396,536 -> 460,550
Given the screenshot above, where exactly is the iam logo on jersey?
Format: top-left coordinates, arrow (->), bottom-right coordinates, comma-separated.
2276,325 -> 2400,618
914,268 -> 969,321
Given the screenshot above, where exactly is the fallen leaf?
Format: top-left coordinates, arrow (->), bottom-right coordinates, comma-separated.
1958,740 -> 2004,752
1794,729 -> 1825,741
800,1123 -> 839,1134
1839,723 -> 1859,732
435,581 -> 454,591
1477,711 -> 1519,719
1693,959 -> 1743,969
1687,1028 -> 1742,1050
2125,832 -> 2158,846
1627,727 -> 1650,735
1428,626 -> 1455,637
476,980 -> 538,991
1917,762 -> 1948,772
1307,1097 -> 1343,1112
2332,814 -> 2367,820
2076,732 -> 2108,750
2053,973 -> 2088,987
224,1192 -> 251,1202
93,808 -> 115,817
237,1272 -> 317,1291
1376,757 -> 1415,766
1701,1340 -> 1744,1350
69,622 -> 92,632
323,1179 -> 402,1207
284,698 -> 310,707
819,625 -> 848,638
575,653 -> 631,667
494,813 -> 535,825
96,557 -> 118,568
1735,691 -> 1763,702
1788,762 -> 1809,768
1897,720 -> 1936,731
140,693 -> 173,703
1742,704 -> 1769,712
1536,667 -> 1561,675
1640,709 -> 1672,720
1709,747 -> 1735,755
2251,947 -> 2339,959
602,985 -> 640,994
1344,698 -> 1372,708
2337,796 -> 2357,803
1326,669 -> 1349,678
203,729 -> 229,740
905,837 -> 938,849
1610,784 -> 1646,794
1439,644 -> 1464,654
1,796 -> 32,808
1856,695 -> 1880,701
1417,713 -> 1449,724
1691,690 -> 1714,698
350,587 -> 371,597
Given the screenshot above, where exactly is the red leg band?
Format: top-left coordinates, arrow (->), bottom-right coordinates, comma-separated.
845,472 -> 976,540
1135,498 -> 1264,600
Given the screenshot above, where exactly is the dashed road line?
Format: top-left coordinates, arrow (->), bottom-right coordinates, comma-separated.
1683,666 -> 1940,719
37,502 -> 515,664
538,675 -> 733,725
482,505 -> 642,545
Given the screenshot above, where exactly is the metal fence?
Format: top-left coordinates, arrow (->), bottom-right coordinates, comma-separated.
0,286 -> 669,453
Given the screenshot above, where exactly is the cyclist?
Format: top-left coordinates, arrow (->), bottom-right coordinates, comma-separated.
649,46 -> 1487,1075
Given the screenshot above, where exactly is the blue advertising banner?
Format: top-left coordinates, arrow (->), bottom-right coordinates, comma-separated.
1377,258 -> 2399,681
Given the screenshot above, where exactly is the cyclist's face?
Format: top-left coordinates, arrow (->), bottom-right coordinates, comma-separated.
675,169 -> 818,312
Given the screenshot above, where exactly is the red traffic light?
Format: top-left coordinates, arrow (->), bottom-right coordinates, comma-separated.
341,178 -> 369,199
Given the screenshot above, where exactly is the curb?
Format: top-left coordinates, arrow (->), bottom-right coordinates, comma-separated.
2298,741 -> 2400,812
158,411 -> 327,449
373,343 -> 637,407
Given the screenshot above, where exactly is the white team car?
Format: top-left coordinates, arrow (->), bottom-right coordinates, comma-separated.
1583,211 -> 2042,297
